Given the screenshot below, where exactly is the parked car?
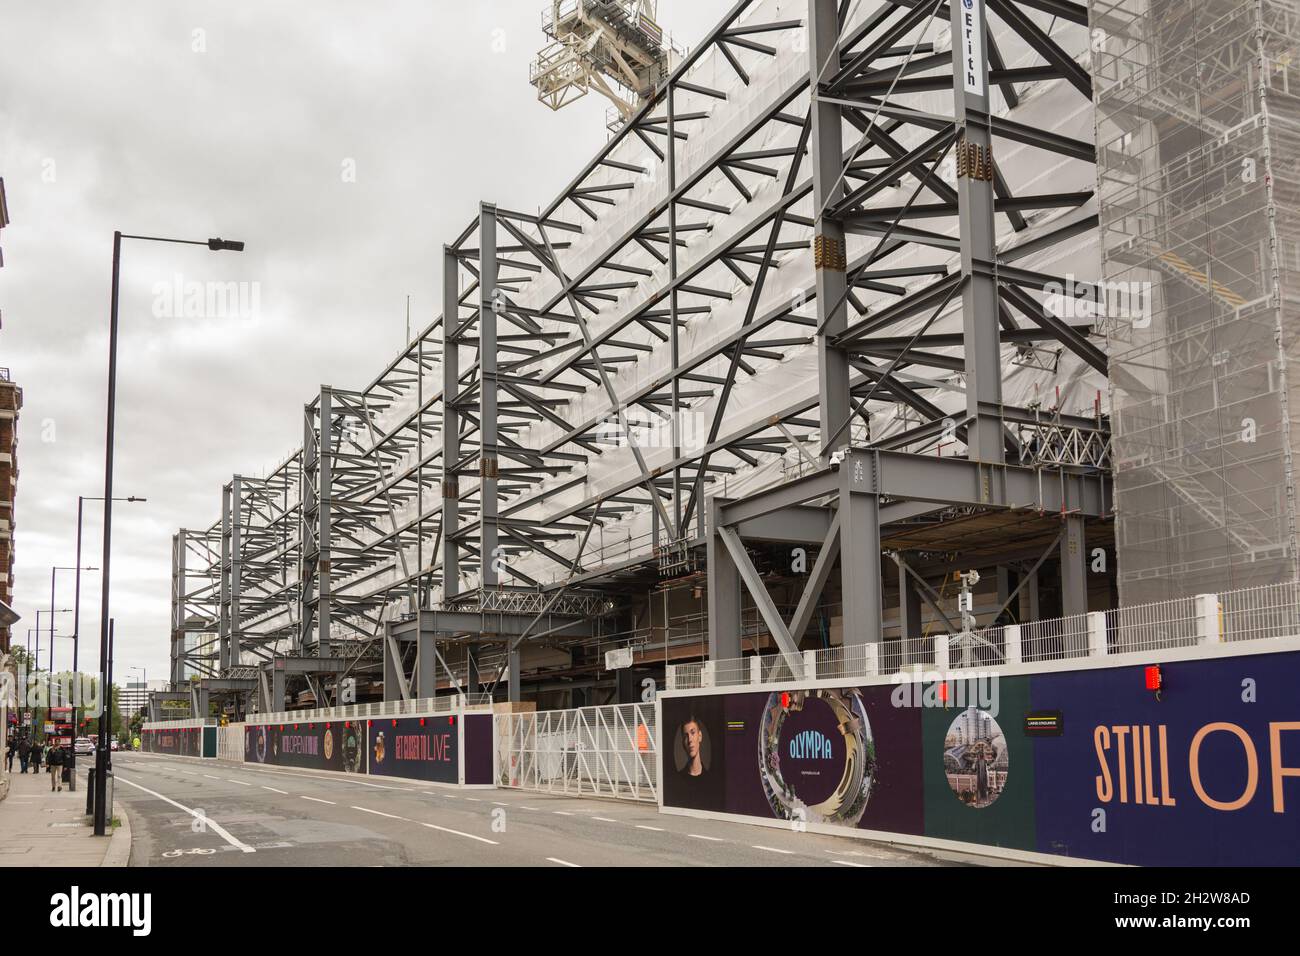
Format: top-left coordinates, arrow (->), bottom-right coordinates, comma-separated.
73,737 -> 94,756
110,739 -> 120,752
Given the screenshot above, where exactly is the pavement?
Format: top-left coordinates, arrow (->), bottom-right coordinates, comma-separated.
111,752 -> 962,867
0,763 -> 131,867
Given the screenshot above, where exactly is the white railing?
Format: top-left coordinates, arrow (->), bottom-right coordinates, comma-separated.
248,692 -> 494,727
495,702 -> 657,803
666,581 -> 1300,690
141,717 -> 216,730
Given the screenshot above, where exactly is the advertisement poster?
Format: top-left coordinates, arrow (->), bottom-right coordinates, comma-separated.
661,650 -> 1300,866
367,716 -> 457,783
244,720 -> 363,773
143,726 -> 200,757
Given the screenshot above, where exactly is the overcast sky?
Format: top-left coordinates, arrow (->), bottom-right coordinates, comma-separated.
0,0 -> 735,686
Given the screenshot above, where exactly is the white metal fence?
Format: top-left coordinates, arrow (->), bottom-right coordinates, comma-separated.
667,580 -> 1300,690
247,693 -> 493,726
218,724 -> 244,761
495,702 -> 657,803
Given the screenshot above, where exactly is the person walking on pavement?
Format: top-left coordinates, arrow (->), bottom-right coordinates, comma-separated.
46,744 -> 64,792
18,737 -> 31,773
30,740 -> 42,775
4,737 -> 14,772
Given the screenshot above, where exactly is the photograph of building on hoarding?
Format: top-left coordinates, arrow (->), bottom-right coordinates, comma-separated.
943,707 -> 1009,808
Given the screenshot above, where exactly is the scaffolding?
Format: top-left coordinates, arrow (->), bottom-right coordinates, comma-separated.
1092,0 -> 1300,602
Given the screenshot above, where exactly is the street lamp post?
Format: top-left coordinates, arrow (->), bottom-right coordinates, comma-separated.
72,495 -> 143,792
33,609 -> 69,678
50,566 -> 93,673
93,231 -> 244,837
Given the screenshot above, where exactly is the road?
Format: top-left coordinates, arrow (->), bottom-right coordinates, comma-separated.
109,752 -> 957,867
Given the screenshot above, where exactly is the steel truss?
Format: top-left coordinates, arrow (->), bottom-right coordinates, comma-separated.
171,0 -> 1117,712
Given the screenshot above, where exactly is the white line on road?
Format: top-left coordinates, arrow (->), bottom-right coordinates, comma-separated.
421,822 -> 499,845
635,825 -> 665,832
688,834 -> 725,842
520,807 -> 541,811
114,773 -> 255,854
301,796 -> 335,805
227,779 -> 252,786
546,857 -> 580,867
492,802 -> 510,807
352,806 -> 409,821
752,845 -> 795,855
552,811 -> 573,816
203,775 -> 221,780
261,786 -> 288,794
592,817 -> 620,823
832,860 -> 871,867
461,797 -> 481,802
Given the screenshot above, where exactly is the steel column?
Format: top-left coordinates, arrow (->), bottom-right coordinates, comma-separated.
951,0 -> 1005,462
707,496 -> 743,659
1060,513 -> 1088,617
809,0 -> 851,460
478,203 -> 500,589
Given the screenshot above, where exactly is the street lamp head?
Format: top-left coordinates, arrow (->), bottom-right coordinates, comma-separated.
207,238 -> 245,252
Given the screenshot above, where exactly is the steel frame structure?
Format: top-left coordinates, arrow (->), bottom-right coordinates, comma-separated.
169,0 -> 1118,716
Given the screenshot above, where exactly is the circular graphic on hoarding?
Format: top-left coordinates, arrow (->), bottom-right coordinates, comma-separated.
253,727 -> 267,763
342,726 -> 361,773
323,728 -> 334,762
758,688 -> 874,826
943,706 -> 1008,808
671,715 -> 712,775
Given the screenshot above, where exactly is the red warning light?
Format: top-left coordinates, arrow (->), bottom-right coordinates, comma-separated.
392,719 -> 398,727
938,681 -> 949,703
780,692 -> 790,709
449,716 -> 455,726
1145,665 -> 1162,691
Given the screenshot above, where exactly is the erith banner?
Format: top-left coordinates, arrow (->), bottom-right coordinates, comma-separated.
661,650 -> 1300,865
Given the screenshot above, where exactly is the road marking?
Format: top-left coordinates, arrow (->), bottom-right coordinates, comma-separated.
592,817 -> 620,823
832,859 -> 871,867
227,779 -> 252,786
752,845 -> 794,855
520,807 -> 541,811
462,797 -> 482,802
114,773 -> 255,854
552,811 -> 573,816
261,786 -> 288,794
688,833 -> 724,842
546,857 -> 580,867
301,796 -> 335,805
352,806 -> 408,821
492,802 -> 510,807
203,775 -> 221,780
421,822 -> 499,846
635,825 -> 665,832
239,766 -> 417,792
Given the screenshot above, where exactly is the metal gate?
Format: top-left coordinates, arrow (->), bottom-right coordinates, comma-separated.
495,703 -> 657,803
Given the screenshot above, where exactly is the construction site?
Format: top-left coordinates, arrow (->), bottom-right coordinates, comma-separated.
152,0 -> 1300,725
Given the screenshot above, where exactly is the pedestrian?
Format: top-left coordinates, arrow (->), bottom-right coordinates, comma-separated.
30,740 -> 42,775
18,737 -> 31,774
47,744 -> 64,792
4,737 -> 14,772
